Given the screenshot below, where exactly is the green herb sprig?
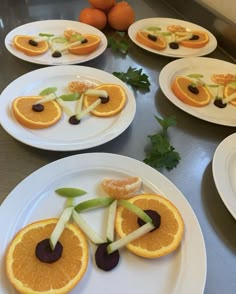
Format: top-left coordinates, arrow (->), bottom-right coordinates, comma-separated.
107,31 -> 129,54
144,116 -> 181,170
113,67 -> 151,91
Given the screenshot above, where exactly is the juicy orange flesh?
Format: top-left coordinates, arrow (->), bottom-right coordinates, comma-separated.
120,198 -> 178,251
179,31 -> 209,48
14,97 -> 60,123
70,35 -> 99,48
176,77 -> 209,102
84,85 -> 126,113
136,31 -> 166,49
14,36 -> 48,51
11,223 -> 84,291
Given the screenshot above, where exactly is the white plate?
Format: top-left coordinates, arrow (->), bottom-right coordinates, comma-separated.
128,17 -> 217,58
213,133 -> 236,219
159,57 -> 236,126
5,19 -> 107,65
0,66 -> 136,151
0,153 -> 206,294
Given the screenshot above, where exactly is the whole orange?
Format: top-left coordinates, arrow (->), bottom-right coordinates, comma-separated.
89,0 -> 116,11
79,7 -> 107,30
108,1 -> 135,31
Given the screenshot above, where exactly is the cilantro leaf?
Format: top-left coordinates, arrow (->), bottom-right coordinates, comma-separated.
113,67 -> 151,91
144,115 -> 181,170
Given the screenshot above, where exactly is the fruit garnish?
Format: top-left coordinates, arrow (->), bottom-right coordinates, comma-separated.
107,222 -> 155,254
72,210 -> 106,244
144,115 -> 181,171
36,238 -> 63,263
59,93 -> 81,101
167,24 -> 187,33
106,200 -> 117,242
74,197 -> 113,213
13,35 -> 49,56
136,30 -> 167,51
95,242 -> 120,271
49,207 -> 74,250
55,187 -> 87,198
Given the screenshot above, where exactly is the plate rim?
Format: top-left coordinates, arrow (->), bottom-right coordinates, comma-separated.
0,152 -> 207,294
128,17 -> 217,58
159,56 -> 236,126
0,65 -> 136,151
212,133 -> 236,219
4,19 -> 108,66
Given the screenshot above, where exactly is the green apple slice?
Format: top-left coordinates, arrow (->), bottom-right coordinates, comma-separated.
55,187 -> 87,198
106,200 -> 117,243
84,89 -> 108,98
107,222 -> 155,254
56,98 -> 73,117
117,199 -> 152,223
75,98 -> 101,120
72,210 -> 105,244
33,93 -> 57,105
49,206 -> 74,250
75,197 -> 113,213
223,92 -> 236,104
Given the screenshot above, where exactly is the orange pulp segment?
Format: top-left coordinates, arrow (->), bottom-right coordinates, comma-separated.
178,30 -> 209,48
136,30 -> 167,50
13,35 -> 49,56
68,34 -> 101,55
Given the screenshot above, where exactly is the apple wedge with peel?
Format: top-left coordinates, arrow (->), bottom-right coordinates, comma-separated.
106,200 -> 117,243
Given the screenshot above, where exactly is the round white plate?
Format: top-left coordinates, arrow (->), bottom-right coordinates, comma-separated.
0,66 -> 136,151
5,19 -> 107,65
213,133 -> 236,219
128,17 -> 217,58
0,153 -> 206,294
159,57 -> 236,126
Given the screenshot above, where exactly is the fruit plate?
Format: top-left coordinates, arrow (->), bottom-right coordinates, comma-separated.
128,17 -> 217,58
0,153 -> 206,294
0,65 -> 136,151
213,133 -> 236,219
4,19 -> 107,65
159,57 -> 236,126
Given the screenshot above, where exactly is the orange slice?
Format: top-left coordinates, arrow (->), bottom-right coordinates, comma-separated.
178,30 -> 209,48
5,218 -> 89,294
12,96 -> 62,129
13,35 -> 49,56
68,34 -> 101,55
101,176 -> 142,199
83,84 -> 127,117
136,30 -> 167,50
224,85 -> 236,106
172,76 -> 211,107
115,193 -> 184,258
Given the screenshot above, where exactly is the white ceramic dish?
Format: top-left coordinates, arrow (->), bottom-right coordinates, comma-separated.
128,17 -> 217,58
213,133 -> 236,219
159,57 -> 236,126
5,19 -> 107,65
0,153 -> 206,294
0,65 -> 136,151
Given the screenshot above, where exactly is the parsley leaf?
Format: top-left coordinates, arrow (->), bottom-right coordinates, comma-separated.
107,31 -> 129,54
113,67 -> 151,91
144,116 -> 181,170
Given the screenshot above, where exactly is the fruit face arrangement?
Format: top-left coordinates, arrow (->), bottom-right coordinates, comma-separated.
13,29 -> 101,57
5,176 -> 184,293
171,73 -> 236,108
11,81 -> 127,129
136,24 -> 209,51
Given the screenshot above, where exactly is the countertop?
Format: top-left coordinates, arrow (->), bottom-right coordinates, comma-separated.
0,0 -> 236,293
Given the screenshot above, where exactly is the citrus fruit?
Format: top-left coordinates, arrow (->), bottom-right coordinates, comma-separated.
172,76 -> 211,107
102,176 -> 142,199
79,7 -> 107,30
83,84 -> 127,117
89,0 -> 116,11
12,96 -> 62,129
178,30 -> 209,48
107,1 -> 135,31
5,218 -> 89,294
64,29 -> 82,40
68,80 -> 96,93
13,35 -> 49,56
224,85 -> 236,106
115,194 -> 184,258
68,34 -> 101,55
211,73 -> 236,85
136,30 -> 167,50
167,24 -> 186,33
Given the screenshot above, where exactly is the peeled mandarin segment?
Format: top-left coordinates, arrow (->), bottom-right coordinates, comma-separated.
5,218 -> 88,294
101,176 -> 142,199
179,31 -> 209,48
171,76 -> 211,107
83,84 -> 127,117
136,30 -> 167,50
68,34 -> 101,55
115,194 -> 184,259
12,96 -> 62,129
211,73 -> 236,85
13,35 -> 49,56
